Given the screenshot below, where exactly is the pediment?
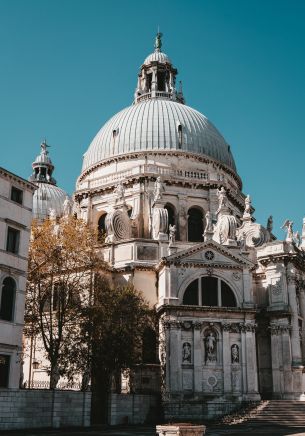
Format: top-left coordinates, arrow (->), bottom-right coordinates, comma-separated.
163,240 -> 255,268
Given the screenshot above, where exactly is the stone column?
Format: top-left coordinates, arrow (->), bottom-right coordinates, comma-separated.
222,323 -> 231,394
299,289 -> 305,361
245,324 -> 259,396
240,324 -> 247,395
286,267 -> 302,365
270,325 -> 281,397
193,322 -> 202,393
169,321 -> 182,393
151,67 -> 157,95
242,269 -> 253,307
281,325 -> 293,396
178,195 -> 188,241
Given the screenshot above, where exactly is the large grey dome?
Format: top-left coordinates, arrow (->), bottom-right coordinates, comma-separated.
82,99 -> 236,173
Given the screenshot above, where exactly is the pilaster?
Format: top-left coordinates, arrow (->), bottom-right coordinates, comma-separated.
222,323 -> 231,394
193,322 -> 202,393
286,266 -> 302,365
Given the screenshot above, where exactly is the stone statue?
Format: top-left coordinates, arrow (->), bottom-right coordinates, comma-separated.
63,196 -> 72,217
154,31 -> 163,50
169,224 -> 176,244
244,194 -> 251,217
182,342 -> 191,363
281,219 -> 294,242
231,344 -> 239,363
216,187 -> 227,213
204,211 -> 213,233
40,140 -> 49,154
153,177 -> 164,203
114,181 -> 125,202
205,332 -> 216,362
239,232 -> 247,251
294,231 -> 301,247
267,215 -> 273,233
49,208 -> 56,221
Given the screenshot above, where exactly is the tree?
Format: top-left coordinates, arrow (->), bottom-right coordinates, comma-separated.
64,274 -> 154,423
25,216 -> 155,404
24,216 -> 102,389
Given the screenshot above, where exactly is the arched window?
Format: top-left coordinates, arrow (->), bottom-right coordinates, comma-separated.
0,277 -> 16,321
98,214 -> 107,241
165,203 -> 175,227
187,208 -> 204,242
182,277 -> 236,308
177,124 -> 183,149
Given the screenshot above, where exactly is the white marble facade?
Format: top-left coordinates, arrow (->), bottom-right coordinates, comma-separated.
27,34 -> 305,418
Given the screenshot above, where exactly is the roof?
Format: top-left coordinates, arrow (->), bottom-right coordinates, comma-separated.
81,99 -> 236,174
0,166 -> 36,191
32,182 -> 67,220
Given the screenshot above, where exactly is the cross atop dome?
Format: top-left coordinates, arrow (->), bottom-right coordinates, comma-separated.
134,32 -> 185,104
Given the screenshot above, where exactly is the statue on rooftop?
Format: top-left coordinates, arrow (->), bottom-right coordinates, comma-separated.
267,215 -> 273,233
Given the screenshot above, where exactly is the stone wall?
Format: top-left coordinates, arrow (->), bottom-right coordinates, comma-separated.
163,399 -> 243,421
109,393 -> 158,425
0,389 -> 91,430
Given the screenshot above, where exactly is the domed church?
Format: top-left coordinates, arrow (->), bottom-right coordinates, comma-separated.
74,33 -> 305,419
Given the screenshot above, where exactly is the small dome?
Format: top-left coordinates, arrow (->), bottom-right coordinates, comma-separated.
33,183 -> 68,220
81,99 -> 236,174
144,51 -> 171,65
33,152 -> 53,165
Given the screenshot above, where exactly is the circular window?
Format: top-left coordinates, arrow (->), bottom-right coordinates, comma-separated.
204,250 -> 214,261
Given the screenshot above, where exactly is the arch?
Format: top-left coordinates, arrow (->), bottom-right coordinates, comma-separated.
98,213 -> 107,241
187,207 -> 204,242
181,275 -> 237,308
165,203 -> 176,228
0,277 -> 16,321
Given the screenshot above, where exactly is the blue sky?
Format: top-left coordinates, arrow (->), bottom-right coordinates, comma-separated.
1,0 -> 304,237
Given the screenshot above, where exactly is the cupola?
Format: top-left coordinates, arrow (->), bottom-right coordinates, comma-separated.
134,32 -> 185,104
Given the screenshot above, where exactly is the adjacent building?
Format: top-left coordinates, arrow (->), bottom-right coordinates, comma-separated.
0,167 -> 35,388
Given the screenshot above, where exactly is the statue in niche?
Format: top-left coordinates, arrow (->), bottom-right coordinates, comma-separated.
153,176 -> 164,203
169,224 -> 176,244
231,344 -> 239,363
267,215 -> 273,233
204,211 -> 213,232
205,332 -> 217,363
182,342 -> 191,363
114,181 -> 125,203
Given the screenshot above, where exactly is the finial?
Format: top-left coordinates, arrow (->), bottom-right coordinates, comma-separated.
154,31 -> 163,51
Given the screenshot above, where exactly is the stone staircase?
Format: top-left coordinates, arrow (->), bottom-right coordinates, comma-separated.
244,400 -> 305,428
